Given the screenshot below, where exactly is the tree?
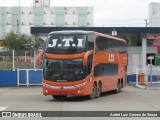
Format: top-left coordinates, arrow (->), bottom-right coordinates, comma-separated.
117,34 -> 139,46
3,31 -> 21,50
3,31 -> 41,50
33,37 -> 41,50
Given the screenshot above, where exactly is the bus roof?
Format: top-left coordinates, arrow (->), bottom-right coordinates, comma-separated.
49,30 -> 126,43
49,30 -> 94,35
95,32 -> 126,42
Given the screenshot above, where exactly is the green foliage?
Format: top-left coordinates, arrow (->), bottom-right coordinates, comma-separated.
117,34 -> 139,46
33,37 -> 41,50
155,54 -> 160,66
3,31 -> 20,50
3,31 -> 41,50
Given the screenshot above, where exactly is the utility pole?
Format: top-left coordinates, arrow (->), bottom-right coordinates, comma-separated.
144,19 -> 148,27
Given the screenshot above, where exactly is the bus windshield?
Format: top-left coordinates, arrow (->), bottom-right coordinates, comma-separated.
45,34 -> 86,54
43,58 -> 85,82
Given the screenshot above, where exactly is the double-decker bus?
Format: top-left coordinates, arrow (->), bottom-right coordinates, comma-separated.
36,30 -> 128,99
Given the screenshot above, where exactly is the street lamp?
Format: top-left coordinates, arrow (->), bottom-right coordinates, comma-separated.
147,56 -> 154,84
112,28 -> 117,36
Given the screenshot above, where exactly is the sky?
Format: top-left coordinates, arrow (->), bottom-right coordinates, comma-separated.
0,0 -> 160,27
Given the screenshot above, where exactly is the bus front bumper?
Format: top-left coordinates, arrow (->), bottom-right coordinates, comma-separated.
42,81 -> 89,96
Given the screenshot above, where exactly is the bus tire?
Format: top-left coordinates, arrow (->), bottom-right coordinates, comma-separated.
95,83 -> 101,98
89,83 -> 97,99
52,95 -> 67,100
116,82 -> 121,93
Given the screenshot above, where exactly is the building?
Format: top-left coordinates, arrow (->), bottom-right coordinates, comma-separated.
0,40 -> 3,46
147,36 -> 160,54
149,2 -> 160,27
0,0 -> 94,39
148,2 -> 160,57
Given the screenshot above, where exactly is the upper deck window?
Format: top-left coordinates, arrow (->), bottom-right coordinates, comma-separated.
45,34 -> 86,54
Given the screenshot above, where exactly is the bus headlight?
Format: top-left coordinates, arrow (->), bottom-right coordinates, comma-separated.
43,89 -> 48,93
77,90 -> 84,93
43,83 -> 50,88
74,81 -> 87,88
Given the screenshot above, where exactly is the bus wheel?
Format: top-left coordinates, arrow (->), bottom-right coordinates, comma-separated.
95,83 -> 101,98
89,83 -> 97,99
116,82 -> 121,93
52,95 -> 67,100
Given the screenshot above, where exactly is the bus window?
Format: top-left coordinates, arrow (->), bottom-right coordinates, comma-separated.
112,40 -> 127,53
122,42 -> 127,53
96,37 -> 112,52
43,58 -> 85,82
119,42 -> 127,53
87,34 -> 94,50
45,34 -> 86,54
112,40 -> 119,53
94,63 -> 118,77
85,53 -> 93,76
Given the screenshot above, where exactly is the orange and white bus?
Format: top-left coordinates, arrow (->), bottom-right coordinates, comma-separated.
36,30 -> 128,99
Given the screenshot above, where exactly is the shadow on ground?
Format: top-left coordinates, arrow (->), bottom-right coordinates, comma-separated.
47,90 -> 124,102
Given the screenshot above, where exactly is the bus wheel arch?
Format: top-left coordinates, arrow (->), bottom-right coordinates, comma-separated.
94,81 -> 97,88
115,79 -> 121,93
95,81 -> 102,98
89,82 -> 97,99
121,78 -> 124,88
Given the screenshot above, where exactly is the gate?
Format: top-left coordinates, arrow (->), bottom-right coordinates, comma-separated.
136,67 -> 160,84
17,69 -> 43,86
132,53 -> 140,73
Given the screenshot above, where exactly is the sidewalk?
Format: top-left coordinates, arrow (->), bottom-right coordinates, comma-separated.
144,83 -> 160,90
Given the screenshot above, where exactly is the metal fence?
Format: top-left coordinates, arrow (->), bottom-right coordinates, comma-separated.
17,69 -> 43,86
0,50 -> 42,70
136,66 -> 160,84
0,69 -> 43,87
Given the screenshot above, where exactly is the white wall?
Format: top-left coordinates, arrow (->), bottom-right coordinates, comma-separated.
43,7 -> 55,27
87,7 -> 94,26
5,8 -> 12,34
21,7 -> 34,35
33,0 -> 50,7
149,2 -> 160,27
65,7 -> 78,27
42,0 -> 50,7
127,46 -> 157,74
34,0 -> 42,7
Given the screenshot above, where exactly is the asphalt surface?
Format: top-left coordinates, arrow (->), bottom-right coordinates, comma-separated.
0,85 -> 160,120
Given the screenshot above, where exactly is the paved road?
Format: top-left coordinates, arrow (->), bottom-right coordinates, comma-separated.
0,85 -> 160,120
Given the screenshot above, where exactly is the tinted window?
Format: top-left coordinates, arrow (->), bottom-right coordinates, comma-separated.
112,40 -> 127,53
45,34 -> 86,54
43,58 -> 84,82
113,41 -> 127,53
87,33 -> 94,50
94,63 -> 118,77
85,53 -> 93,76
96,37 -> 113,52
120,42 -> 127,53
96,36 -> 127,53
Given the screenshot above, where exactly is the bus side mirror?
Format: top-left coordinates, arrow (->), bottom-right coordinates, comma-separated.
83,50 -> 93,66
36,52 -> 44,65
